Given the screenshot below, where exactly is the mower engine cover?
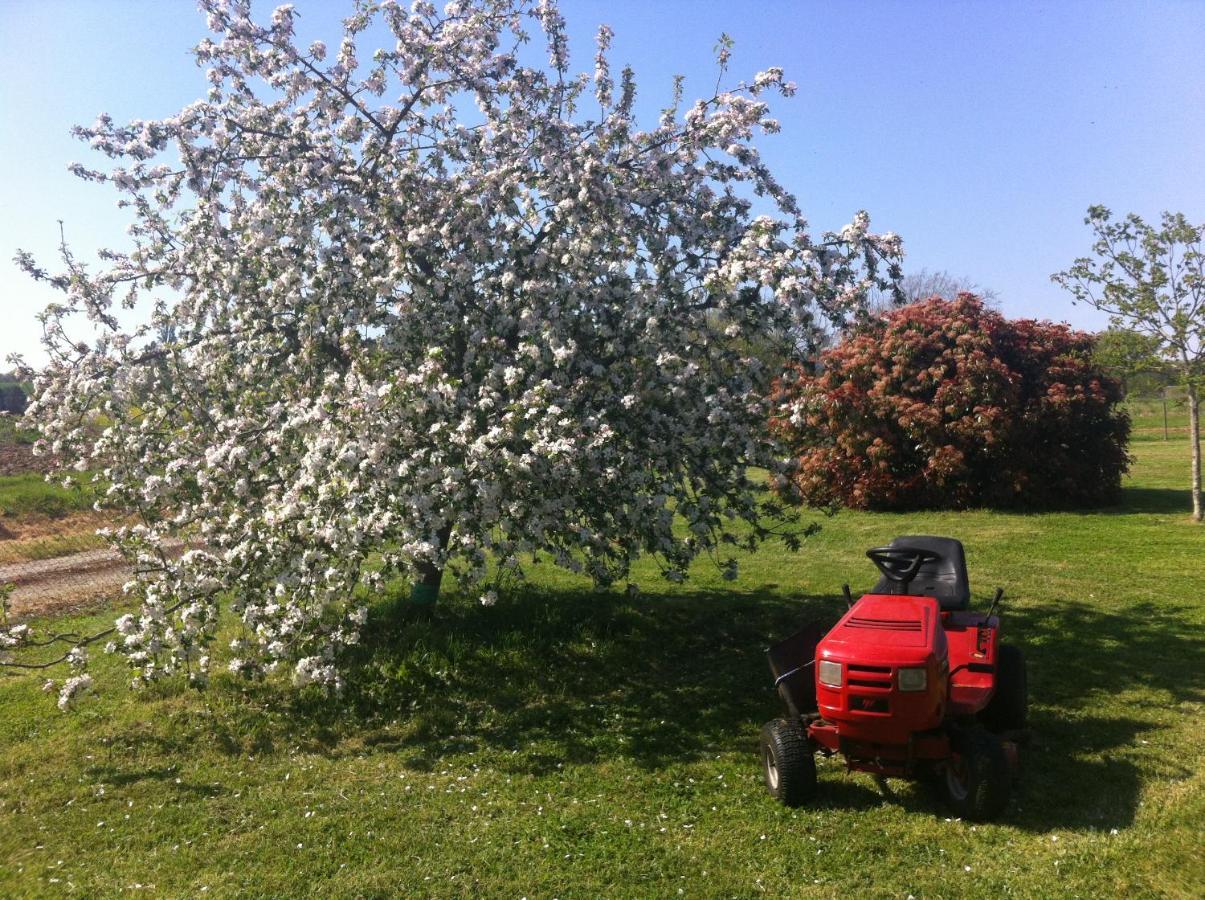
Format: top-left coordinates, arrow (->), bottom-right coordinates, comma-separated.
815,593 -> 949,745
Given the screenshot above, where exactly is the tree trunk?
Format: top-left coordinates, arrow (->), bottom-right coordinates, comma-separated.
410,524 -> 453,606
1190,384 -> 1202,522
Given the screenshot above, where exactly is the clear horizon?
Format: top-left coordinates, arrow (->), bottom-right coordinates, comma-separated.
2,0 -> 1203,367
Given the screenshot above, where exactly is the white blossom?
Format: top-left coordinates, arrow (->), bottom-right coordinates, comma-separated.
8,0 -> 900,698
57,675 -> 94,711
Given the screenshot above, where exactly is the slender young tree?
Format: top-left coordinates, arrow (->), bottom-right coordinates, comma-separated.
3,0 -> 900,704
1053,206 -> 1205,521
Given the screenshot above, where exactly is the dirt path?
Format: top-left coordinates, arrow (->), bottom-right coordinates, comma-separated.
1,547 -> 132,619
0,443 -> 51,476
1,538 -> 193,620
0,512 -> 111,565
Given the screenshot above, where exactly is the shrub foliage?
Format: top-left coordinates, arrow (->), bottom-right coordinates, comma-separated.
774,294 -> 1131,510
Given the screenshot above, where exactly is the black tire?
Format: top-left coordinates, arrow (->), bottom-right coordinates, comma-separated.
940,728 -> 1012,821
981,644 -> 1027,732
760,719 -> 817,807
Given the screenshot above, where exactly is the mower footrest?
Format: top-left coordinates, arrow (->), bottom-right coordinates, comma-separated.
948,683 -> 992,716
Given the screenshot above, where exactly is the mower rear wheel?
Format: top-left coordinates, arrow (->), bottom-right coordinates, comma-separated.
940,728 -> 1011,821
981,643 -> 1028,732
760,719 -> 816,807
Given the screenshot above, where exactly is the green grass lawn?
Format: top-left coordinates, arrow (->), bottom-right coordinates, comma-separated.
0,416 -> 36,448
1,434 -> 1203,897
0,474 -> 105,563
0,474 -> 96,522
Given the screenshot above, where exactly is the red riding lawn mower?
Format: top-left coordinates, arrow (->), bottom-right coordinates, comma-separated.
760,536 -> 1028,821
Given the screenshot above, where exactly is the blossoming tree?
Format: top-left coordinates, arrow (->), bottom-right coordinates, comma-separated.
4,0 -> 900,704
1054,207 -> 1205,522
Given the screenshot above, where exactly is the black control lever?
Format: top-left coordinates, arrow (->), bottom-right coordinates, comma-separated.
986,587 -> 1004,619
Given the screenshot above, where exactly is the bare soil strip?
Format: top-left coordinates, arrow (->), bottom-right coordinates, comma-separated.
0,513 -> 111,565
1,548 -> 131,619
0,444 -> 50,476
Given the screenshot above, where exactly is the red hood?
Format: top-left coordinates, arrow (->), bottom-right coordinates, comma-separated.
823,594 -> 939,656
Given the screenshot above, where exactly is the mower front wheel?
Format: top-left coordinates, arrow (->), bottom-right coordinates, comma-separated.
760,719 -> 817,807
940,728 -> 1011,821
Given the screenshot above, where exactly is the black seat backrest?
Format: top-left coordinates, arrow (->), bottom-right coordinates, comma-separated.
871,535 -> 970,611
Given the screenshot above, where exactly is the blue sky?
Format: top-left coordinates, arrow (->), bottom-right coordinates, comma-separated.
2,0 -> 1203,365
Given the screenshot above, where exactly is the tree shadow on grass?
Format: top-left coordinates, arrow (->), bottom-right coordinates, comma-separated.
1014,599 -> 1205,709
81,758 -> 223,798
325,586 -> 841,774
994,596 -> 1202,830
98,584 -> 1203,832
1096,486 -> 1194,515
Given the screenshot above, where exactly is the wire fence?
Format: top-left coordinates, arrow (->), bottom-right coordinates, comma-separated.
1125,387 -> 1194,441
0,437 -> 129,621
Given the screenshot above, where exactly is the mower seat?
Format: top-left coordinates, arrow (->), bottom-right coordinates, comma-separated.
871,535 -> 971,611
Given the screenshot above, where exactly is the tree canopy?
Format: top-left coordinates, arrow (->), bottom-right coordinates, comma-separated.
1092,327 -> 1173,396
4,0 -> 900,703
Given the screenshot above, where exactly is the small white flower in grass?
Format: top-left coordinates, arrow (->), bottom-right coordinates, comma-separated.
479,591 -> 497,607
294,656 -> 338,687
57,674 -> 93,710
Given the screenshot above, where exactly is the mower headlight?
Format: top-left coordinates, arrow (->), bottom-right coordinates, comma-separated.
897,667 -> 927,692
818,660 -> 843,688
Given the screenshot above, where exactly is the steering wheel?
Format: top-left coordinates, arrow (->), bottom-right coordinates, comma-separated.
866,546 -> 941,586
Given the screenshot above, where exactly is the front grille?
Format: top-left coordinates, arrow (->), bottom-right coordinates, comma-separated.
849,678 -> 889,688
846,616 -> 922,632
847,664 -> 892,689
850,695 -> 889,714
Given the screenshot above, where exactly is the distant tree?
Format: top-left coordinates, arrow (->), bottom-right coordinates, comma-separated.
773,295 -> 1130,511
1092,327 -> 1170,395
0,380 -> 29,415
868,267 -> 998,314
1053,207 -> 1204,521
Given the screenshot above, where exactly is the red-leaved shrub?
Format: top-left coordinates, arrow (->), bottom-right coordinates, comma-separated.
773,294 -> 1130,510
